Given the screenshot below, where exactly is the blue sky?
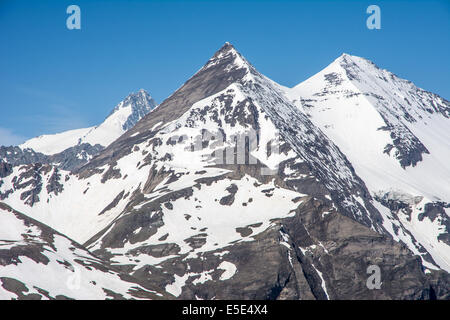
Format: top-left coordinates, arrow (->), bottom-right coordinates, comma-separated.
0,0 -> 449,145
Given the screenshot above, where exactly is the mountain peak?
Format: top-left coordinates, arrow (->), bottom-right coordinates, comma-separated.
339,52 -> 351,58
213,42 -> 237,57
335,53 -> 374,67
111,89 -> 154,112
200,42 -> 252,75
136,88 -> 151,98
107,89 -> 156,130
220,41 -> 234,51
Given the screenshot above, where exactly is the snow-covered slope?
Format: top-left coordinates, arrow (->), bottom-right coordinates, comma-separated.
283,53 -> 450,273
21,127 -> 92,156
20,89 -> 156,155
0,202 -> 167,300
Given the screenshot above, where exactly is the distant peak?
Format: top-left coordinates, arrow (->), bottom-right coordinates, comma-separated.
130,89 -> 151,99
125,89 -> 153,104
107,89 -> 156,125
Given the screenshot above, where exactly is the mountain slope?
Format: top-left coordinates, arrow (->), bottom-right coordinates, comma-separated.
283,53 -> 450,272
0,202 -> 167,300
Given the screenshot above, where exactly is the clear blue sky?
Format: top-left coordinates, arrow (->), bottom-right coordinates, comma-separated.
1,0 -> 449,145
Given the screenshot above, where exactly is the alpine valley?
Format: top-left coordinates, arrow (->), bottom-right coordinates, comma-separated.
0,43 -> 448,300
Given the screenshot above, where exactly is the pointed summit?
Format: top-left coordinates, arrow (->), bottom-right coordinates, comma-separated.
106,89 -> 157,131
110,89 -> 155,116
336,52 -> 357,59
288,51 -> 450,195
80,43 -> 261,172
200,42 -> 252,76
333,52 -> 373,69
214,42 -> 236,57
219,41 -> 234,51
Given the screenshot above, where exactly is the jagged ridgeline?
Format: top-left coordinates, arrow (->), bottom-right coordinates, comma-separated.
0,43 -> 449,299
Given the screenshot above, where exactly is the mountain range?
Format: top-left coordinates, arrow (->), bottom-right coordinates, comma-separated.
0,43 -> 448,300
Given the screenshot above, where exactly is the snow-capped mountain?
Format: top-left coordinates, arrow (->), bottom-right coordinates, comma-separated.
284,53 -> 450,200
282,53 -> 450,273
1,43 -> 448,299
0,202 -> 168,300
0,90 -> 156,172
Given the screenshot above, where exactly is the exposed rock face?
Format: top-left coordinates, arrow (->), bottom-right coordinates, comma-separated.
0,139 -> 103,172
88,194 -> 447,300
375,191 -> 450,263
0,146 -> 48,168
50,143 -> 105,171
0,161 -> 12,178
114,89 -> 157,131
46,168 -> 64,196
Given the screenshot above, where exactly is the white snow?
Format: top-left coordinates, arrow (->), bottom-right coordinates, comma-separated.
20,127 -> 92,155
217,261 -> 237,280
311,263 -> 329,300
165,274 -> 189,297
163,260 -> 236,297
